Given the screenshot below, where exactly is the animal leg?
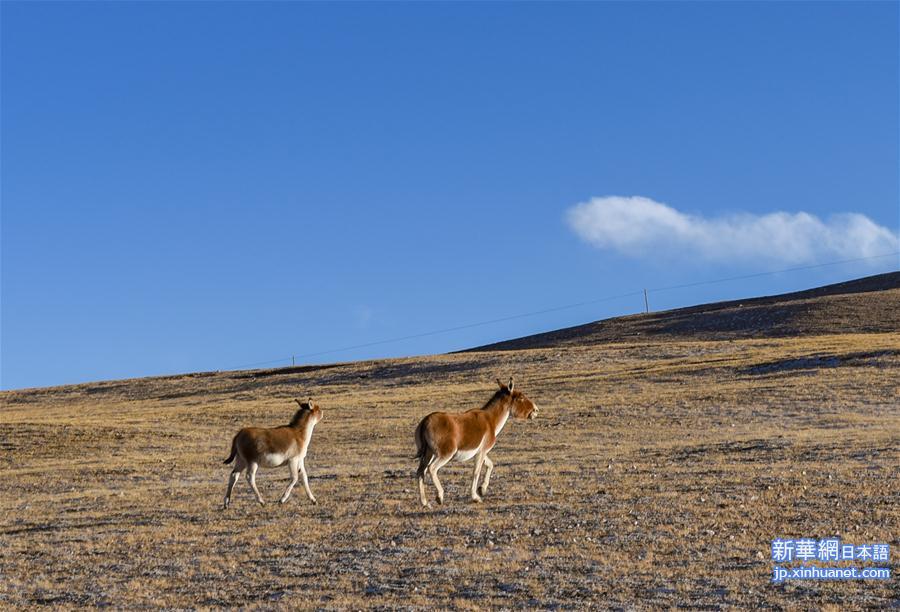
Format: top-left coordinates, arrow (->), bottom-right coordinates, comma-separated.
478,455 -> 494,497
299,457 -> 316,504
279,459 -> 300,504
246,462 -> 265,505
471,451 -> 486,502
428,455 -> 452,505
417,450 -> 434,507
223,468 -> 242,509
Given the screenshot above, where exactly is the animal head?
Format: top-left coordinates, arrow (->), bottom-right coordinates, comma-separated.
496,377 -> 538,420
292,397 -> 323,425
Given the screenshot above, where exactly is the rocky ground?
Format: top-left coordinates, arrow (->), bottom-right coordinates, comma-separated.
2,328 -> 898,608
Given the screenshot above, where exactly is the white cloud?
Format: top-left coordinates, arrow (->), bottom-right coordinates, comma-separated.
565,196 -> 899,264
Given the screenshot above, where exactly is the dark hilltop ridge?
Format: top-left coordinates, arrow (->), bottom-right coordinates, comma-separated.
3,272 -> 897,395
466,271 -> 900,352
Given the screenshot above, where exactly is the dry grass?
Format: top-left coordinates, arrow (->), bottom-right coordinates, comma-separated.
1,332 -> 898,609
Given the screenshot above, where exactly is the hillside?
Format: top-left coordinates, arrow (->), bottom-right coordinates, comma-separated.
468,271 -> 900,351
1,274 -> 898,609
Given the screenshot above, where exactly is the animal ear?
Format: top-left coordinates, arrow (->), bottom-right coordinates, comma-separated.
294,398 -> 303,407
507,378 -> 514,392
496,378 -> 505,390
307,397 -> 314,407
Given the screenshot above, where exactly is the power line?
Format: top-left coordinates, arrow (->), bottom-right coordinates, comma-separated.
225,251 -> 899,371
225,289 -> 645,370
649,252 -> 900,294
293,289 -> 647,360
227,356 -> 296,369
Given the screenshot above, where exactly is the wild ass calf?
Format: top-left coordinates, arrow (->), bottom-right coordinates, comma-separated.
414,378 -> 538,506
223,399 -> 323,509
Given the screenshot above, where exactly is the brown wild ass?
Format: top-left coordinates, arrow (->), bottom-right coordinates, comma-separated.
223,398 -> 322,508
415,378 -> 538,506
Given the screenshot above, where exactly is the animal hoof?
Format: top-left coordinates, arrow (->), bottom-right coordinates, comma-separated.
310,498 -> 318,505
472,495 -> 483,503
478,487 -> 486,497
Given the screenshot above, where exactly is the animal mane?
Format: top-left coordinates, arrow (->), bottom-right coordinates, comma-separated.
479,388 -> 516,411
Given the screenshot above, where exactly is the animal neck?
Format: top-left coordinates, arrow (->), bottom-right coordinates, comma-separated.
303,417 -> 317,439
485,395 -> 513,437
289,411 -> 311,430
290,414 -> 317,449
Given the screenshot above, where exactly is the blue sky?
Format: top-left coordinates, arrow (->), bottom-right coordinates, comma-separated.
2,1 -> 898,390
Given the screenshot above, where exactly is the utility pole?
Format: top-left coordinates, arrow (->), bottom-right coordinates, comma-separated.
643,289 -> 650,314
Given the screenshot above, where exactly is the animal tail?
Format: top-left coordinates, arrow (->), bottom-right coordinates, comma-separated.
414,418 -> 428,460
223,435 -> 238,464
414,417 -> 434,478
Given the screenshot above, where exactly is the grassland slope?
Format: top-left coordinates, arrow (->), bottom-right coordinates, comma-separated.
1,274 -> 898,609
467,271 -> 900,351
